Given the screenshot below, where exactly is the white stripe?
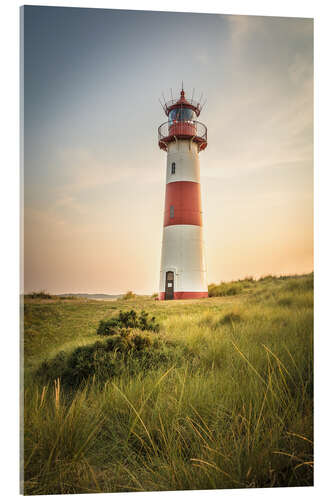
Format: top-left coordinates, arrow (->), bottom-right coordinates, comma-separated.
159,225 -> 207,293
166,140 -> 200,184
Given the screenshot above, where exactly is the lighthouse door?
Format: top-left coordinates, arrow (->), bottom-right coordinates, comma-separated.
165,271 -> 174,300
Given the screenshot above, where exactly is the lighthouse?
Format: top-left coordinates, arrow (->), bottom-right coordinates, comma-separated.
158,87 -> 208,300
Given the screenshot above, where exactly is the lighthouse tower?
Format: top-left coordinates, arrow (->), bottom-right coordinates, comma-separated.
158,87 -> 208,300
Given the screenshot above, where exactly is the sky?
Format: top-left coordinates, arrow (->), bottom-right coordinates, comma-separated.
23,6 -> 313,294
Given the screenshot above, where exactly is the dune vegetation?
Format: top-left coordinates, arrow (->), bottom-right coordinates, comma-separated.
23,273 -> 313,495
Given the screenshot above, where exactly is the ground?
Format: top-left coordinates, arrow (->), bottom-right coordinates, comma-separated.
23,274 -> 313,495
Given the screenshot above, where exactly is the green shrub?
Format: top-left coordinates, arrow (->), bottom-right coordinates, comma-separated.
25,290 -> 53,299
122,291 -> 136,300
137,310 -> 159,331
38,351 -> 68,382
97,309 -> 159,335
35,333 -> 189,388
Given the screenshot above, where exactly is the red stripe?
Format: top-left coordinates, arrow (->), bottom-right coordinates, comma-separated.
159,291 -> 208,300
164,181 -> 202,227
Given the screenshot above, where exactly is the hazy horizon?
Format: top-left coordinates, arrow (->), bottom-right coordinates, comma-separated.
24,272 -> 314,297
23,6 -> 313,295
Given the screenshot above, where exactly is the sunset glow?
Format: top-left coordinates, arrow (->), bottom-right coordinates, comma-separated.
23,7 -> 313,294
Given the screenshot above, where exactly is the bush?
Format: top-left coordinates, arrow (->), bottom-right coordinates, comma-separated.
97,309 -> 159,335
25,290 -> 53,299
35,332 -> 188,388
122,291 -> 136,300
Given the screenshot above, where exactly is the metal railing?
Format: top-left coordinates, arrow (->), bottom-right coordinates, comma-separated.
158,120 -> 207,143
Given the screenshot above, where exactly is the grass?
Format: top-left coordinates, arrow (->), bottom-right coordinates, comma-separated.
23,273 -> 313,494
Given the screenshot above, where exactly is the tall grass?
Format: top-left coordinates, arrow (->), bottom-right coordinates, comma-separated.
23,274 -> 313,494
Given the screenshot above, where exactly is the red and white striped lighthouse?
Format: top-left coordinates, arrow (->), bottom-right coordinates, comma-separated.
158,87 -> 208,300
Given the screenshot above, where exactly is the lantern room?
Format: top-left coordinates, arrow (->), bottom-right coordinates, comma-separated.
168,106 -> 195,124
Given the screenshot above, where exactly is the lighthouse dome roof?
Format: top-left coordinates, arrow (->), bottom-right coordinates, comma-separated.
163,89 -> 203,117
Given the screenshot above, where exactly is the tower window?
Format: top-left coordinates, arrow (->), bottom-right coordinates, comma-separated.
171,162 -> 176,175
170,205 -> 174,218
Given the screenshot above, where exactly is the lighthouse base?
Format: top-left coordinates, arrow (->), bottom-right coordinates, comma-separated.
158,291 -> 208,300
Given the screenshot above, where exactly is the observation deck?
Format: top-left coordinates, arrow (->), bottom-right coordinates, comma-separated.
158,120 -> 207,152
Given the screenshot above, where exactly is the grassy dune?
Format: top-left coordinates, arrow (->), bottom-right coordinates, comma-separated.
23,274 -> 313,494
